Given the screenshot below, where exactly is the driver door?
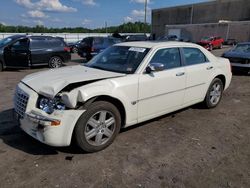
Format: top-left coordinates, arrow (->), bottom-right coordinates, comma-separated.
4,38 -> 30,67
137,47 -> 186,122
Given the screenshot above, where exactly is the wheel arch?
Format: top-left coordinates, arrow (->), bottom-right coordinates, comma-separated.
78,95 -> 126,127
70,95 -> 127,146
214,74 -> 226,89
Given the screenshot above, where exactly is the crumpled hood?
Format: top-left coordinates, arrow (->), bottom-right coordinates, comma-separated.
21,65 -> 125,98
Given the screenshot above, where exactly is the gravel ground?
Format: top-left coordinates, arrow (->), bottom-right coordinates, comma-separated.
0,48 -> 249,188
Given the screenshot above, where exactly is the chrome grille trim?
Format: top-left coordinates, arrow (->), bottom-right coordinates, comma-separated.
14,86 -> 29,119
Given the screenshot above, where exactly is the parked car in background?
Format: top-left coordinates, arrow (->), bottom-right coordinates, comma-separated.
0,35 -> 71,71
223,38 -> 237,46
222,42 -> 250,74
67,40 -> 81,53
157,35 -> 179,41
157,35 -> 191,42
14,41 -> 232,152
197,36 -> 224,51
124,34 -> 148,42
77,37 -> 122,60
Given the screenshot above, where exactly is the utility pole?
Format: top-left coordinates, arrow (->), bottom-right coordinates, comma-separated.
144,0 -> 148,35
190,5 -> 194,24
144,0 -> 148,24
105,21 -> 107,34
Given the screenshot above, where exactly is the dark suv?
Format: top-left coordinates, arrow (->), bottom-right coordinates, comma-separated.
0,35 -> 71,71
77,37 -> 122,60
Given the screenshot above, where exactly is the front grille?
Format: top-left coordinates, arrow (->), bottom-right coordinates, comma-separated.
14,86 -> 29,119
228,57 -> 249,64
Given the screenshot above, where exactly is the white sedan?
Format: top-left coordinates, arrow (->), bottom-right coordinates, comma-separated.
14,41 -> 232,152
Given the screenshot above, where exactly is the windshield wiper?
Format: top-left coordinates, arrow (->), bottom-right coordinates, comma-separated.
89,65 -> 110,71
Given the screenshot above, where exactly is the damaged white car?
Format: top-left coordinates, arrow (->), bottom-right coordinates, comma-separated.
14,42 -> 232,152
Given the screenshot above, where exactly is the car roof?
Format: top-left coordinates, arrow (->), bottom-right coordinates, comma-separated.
115,41 -> 200,48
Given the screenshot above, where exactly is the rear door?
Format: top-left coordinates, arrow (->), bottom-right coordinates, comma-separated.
181,47 -> 213,104
4,38 -> 30,67
30,38 -> 51,65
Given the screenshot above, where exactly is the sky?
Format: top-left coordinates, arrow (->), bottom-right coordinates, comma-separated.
0,0 -> 210,28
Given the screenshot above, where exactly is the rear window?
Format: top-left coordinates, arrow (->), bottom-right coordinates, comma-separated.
47,39 -> 65,48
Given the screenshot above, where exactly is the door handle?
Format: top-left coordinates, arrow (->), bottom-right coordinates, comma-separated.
176,72 -> 185,76
207,66 -> 213,70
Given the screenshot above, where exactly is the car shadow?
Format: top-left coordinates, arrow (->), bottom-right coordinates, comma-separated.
70,58 -> 87,64
0,103 -> 206,155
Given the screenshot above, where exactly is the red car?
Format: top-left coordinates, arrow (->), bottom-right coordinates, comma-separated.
198,36 -> 224,51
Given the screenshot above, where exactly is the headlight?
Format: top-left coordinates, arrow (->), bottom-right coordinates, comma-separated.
38,97 -> 65,114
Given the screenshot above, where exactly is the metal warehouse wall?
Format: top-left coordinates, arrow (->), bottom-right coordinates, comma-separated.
165,21 -> 250,42
152,0 -> 250,38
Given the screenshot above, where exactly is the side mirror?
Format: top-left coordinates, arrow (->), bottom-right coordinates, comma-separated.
146,63 -> 165,73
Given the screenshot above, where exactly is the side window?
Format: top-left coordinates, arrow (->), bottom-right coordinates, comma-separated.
30,39 -> 48,49
182,48 -> 208,66
149,48 -> 181,70
11,39 -> 29,50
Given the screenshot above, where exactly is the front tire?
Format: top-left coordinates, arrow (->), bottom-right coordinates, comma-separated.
48,56 -> 63,68
203,78 -> 224,108
74,101 -> 121,152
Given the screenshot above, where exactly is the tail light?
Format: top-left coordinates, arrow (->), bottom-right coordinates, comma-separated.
229,62 -> 232,72
64,47 -> 70,52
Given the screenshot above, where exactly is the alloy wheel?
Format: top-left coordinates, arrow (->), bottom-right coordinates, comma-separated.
49,57 -> 62,68
84,110 -> 116,146
209,82 -> 222,105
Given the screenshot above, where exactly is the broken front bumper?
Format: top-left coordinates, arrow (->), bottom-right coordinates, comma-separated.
15,82 -> 85,147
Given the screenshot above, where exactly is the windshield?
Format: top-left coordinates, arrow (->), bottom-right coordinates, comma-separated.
201,37 -> 212,41
85,46 -> 150,74
0,37 -> 13,48
233,44 -> 250,53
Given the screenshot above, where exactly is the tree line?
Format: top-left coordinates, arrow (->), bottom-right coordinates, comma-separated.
0,22 -> 151,33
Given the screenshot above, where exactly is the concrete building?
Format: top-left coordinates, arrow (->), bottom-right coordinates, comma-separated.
152,0 -> 250,42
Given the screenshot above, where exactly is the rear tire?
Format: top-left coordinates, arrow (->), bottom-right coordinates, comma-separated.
203,78 -> 224,108
209,44 -> 213,51
0,61 -> 3,72
74,101 -> 121,153
72,47 -> 78,53
48,56 -> 63,68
